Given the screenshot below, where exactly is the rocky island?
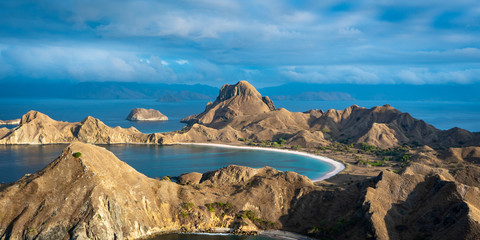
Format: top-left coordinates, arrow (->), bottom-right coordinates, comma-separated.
1,81 -> 480,239
126,108 -> 168,121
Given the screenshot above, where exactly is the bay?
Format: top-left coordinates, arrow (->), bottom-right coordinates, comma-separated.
0,144 -> 333,184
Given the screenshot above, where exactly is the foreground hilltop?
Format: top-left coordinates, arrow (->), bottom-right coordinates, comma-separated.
1,143 -> 480,239
172,81 -> 480,149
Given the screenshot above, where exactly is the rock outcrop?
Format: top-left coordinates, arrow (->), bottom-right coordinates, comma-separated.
126,108 -> 168,121
0,111 -> 159,144
181,81 -> 275,127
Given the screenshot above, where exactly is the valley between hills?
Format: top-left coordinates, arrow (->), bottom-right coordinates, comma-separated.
1,81 -> 480,240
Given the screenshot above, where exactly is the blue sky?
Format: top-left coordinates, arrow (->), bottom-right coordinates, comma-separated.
0,0 -> 479,87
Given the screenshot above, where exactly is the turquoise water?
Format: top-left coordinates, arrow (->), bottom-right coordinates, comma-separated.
147,233 -> 278,240
0,144 -> 333,184
0,99 -> 479,132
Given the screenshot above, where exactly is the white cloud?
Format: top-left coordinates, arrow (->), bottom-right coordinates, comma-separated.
175,59 -> 189,65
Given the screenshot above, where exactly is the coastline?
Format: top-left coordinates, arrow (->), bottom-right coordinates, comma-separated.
176,142 -> 345,182
141,228 -> 316,240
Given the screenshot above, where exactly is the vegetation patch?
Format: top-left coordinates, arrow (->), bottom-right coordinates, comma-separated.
73,152 -> 82,158
161,176 -> 171,181
237,210 -> 275,228
205,202 -> 233,214
182,202 -> 195,211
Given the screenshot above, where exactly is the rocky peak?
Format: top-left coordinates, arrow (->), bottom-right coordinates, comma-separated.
19,110 -> 53,125
217,81 -> 262,101
181,81 -> 276,126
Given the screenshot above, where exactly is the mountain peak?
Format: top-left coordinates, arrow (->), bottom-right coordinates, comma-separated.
20,110 -> 53,125
181,81 -> 275,126
217,80 -> 261,101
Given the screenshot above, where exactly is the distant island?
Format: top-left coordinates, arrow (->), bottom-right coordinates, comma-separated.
126,108 -> 168,121
0,81 -> 480,240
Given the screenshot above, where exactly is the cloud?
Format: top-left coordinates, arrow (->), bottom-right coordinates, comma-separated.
175,60 -> 189,65
0,0 -> 479,86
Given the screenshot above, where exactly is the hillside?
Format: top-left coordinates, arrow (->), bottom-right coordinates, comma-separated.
2,143 -> 480,239
174,81 -> 480,149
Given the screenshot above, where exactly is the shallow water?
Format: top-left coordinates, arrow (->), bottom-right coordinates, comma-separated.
0,144 -> 333,184
147,233 -> 278,240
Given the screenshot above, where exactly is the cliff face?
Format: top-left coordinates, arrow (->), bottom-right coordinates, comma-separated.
0,111 -> 159,144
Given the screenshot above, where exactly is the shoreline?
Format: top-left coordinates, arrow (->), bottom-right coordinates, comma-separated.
176,142 -> 345,182
141,228 -> 315,240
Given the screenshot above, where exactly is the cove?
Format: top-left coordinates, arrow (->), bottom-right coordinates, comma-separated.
146,233 -> 279,240
0,144 -> 338,184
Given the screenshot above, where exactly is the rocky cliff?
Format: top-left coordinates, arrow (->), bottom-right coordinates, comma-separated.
126,108 -> 168,121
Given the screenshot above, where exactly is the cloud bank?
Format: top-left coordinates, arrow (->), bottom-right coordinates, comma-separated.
0,0 -> 479,86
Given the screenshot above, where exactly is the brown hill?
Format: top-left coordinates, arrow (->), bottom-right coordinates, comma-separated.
0,111 -> 154,144
0,143 -> 316,239
2,143 -> 480,239
181,81 -> 275,128
176,82 -> 480,149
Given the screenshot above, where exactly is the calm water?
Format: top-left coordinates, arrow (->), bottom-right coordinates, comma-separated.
0,144 -> 333,184
148,233 -> 277,240
0,98 -> 208,133
0,98 -> 479,132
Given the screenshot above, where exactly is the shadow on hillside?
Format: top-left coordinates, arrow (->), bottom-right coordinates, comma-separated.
385,175 -> 469,240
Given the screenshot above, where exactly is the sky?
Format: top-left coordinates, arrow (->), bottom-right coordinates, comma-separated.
0,0 -> 479,87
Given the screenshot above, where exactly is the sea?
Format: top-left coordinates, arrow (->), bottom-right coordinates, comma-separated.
0,98 -> 479,184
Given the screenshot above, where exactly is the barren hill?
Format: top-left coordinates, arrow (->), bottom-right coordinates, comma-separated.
174,81 -> 480,149
0,111 -> 156,144
2,143 -> 480,239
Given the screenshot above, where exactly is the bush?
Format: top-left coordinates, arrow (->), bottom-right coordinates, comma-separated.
73,152 -> 82,158
161,176 -> 171,181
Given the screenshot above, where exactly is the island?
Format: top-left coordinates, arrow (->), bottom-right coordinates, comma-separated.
126,108 -> 168,121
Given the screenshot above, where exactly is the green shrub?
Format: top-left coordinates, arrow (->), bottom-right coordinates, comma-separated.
161,176 -> 171,181
73,152 -> 82,158
182,202 -> 194,210
292,145 -> 302,150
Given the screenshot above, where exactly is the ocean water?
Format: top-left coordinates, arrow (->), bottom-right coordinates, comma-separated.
0,98 -> 478,132
0,98 -> 208,133
0,144 -> 333,184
